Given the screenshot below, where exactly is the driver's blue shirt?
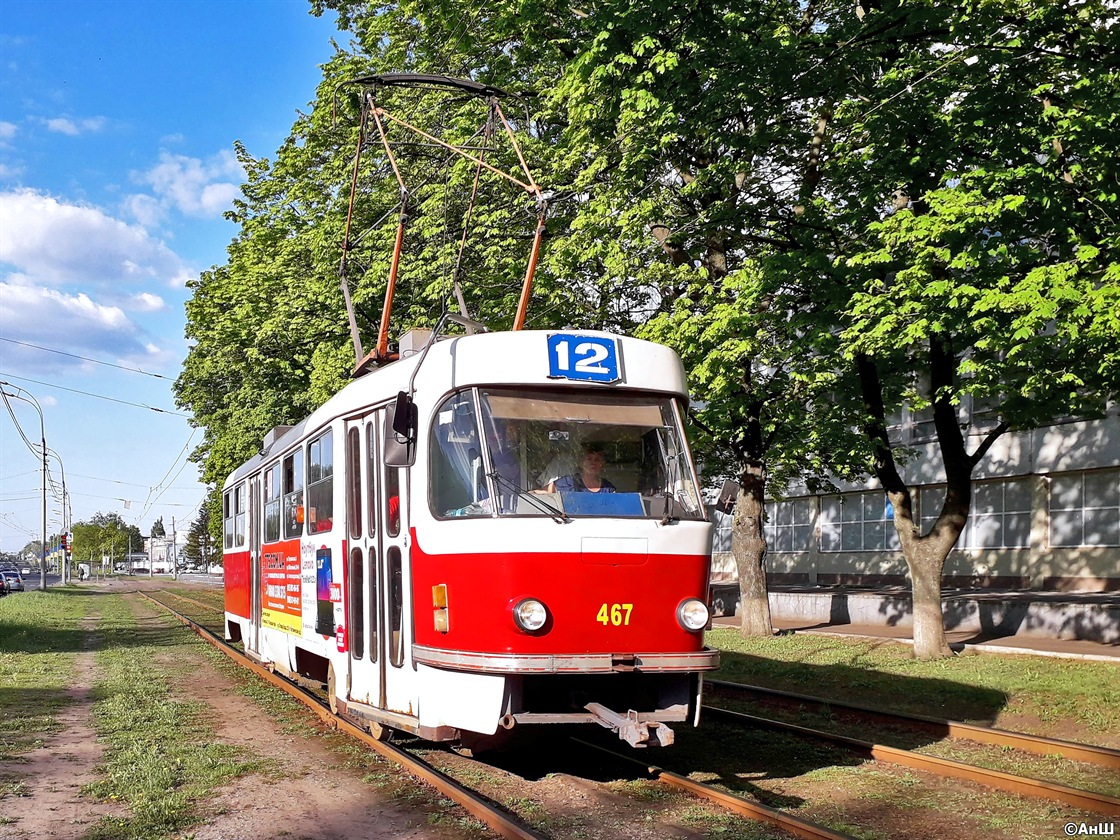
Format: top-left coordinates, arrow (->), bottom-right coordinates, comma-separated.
554,473 -> 617,493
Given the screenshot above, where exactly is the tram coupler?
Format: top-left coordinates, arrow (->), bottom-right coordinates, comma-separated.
584,702 -> 675,748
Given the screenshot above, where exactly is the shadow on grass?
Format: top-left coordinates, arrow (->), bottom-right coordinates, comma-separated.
711,646 -> 1009,723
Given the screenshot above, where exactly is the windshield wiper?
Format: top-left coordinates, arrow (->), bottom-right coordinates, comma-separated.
659,491 -> 679,526
487,471 -> 570,524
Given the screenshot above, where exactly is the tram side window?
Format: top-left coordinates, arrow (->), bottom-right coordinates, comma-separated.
430,392 -> 487,518
366,423 -> 378,535
223,490 -> 234,549
388,546 -> 403,667
283,449 -> 304,539
349,547 -> 364,659
263,463 -> 281,542
308,430 -> 334,533
234,484 -> 247,547
347,427 -> 362,540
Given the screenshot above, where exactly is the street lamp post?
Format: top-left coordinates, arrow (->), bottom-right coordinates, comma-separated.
1,383 -> 49,592
47,448 -> 70,584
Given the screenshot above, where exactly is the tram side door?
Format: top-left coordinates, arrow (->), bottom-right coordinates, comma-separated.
248,476 -> 262,655
379,409 -> 412,717
344,415 -> 383,708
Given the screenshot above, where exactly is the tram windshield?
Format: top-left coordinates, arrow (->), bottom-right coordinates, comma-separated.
429,387 -> 705,520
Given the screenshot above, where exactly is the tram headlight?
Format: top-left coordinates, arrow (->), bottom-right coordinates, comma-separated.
512,598 -> 549,633
676,598 -> 709,632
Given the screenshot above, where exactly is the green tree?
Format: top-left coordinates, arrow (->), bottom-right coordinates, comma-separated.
549,0 -> 1119,656
178,0 -> 1118,661
150,517 -> 166,539
183,507 -> 214,567
71,513 -> 145,570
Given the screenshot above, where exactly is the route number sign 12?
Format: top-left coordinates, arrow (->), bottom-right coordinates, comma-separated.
546,334 -> 621,383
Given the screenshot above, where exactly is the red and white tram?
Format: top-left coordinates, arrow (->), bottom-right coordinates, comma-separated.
222,328 -> 718,748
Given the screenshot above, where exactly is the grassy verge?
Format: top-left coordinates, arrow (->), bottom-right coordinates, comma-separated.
81,594 -> 268,839
708,626 -> 1120,739
0,589 -> 87,814
1,589 -> 269,839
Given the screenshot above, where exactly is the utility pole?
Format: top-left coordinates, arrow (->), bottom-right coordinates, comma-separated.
171,517 -> 178,581
1,383 -> 49,591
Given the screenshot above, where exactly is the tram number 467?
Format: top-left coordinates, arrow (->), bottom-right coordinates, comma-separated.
597,603 -> 633,626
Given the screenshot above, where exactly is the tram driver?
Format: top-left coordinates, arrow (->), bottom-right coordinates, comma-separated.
546,444 -> 617,494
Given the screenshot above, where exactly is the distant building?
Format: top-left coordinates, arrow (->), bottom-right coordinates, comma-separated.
712,406 -> 1119,592
145,535 -> 184,574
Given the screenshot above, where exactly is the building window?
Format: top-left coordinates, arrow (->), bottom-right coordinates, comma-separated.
1050,469 -> 1120,548
710,508 -> 732,553
922,479 -> 1032,549
764,499 -> 812,553
820,491 -> 900,552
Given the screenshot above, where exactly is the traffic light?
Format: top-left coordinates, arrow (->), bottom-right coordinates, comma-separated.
60,534 -> 67,550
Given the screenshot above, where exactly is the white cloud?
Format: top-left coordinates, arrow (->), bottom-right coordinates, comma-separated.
135,149 -> 244,217
39,115 -> 108,136
0,282 -> 168,373
0,121 -> 16,142
129,292 -> 166,312
0,188 -> 189,289
124,193 -> 163,227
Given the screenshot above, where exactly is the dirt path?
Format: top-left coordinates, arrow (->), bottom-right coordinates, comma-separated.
3,588 -> 483,840
0,620 -> 125,840
166,652 -> 464,840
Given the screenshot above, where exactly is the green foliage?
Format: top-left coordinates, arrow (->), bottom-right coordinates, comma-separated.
178,0 -> 1118,592
71,513 -> 144,565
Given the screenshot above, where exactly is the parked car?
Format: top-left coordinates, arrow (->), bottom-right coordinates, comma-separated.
1,570 -> 24,592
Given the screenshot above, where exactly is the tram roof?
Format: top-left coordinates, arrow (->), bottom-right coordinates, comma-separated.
223,330 -> 688,488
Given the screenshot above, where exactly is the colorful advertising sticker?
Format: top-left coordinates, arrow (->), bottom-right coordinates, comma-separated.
260,541 -> 303,634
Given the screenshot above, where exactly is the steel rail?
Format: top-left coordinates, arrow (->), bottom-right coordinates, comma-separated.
704,705 -> 1120,817
138,592 -> 547,840
572,739 -> 856,840
707,679 -> 1120,769
158,589 -> 222,614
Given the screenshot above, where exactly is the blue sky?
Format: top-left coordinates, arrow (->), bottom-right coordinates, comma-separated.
0,0 -> 345,554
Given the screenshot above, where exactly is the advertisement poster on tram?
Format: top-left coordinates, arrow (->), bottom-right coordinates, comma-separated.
260,541 -> 302,634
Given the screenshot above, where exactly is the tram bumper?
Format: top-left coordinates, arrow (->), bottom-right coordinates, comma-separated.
584,702 -> 675,747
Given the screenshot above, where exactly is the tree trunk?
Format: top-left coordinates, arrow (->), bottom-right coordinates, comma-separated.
892,494 -> 957,659
733,459 -> 773,637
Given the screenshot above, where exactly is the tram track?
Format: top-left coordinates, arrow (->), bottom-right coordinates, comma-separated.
138,590 -> 547,840
702,701 -> 1120,817
143,587 -> 1120,835
142,589 -> 847,839
707,678 -> 1120,769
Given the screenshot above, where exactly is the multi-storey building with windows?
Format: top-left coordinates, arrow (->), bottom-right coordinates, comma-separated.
711,404 -> 1119,592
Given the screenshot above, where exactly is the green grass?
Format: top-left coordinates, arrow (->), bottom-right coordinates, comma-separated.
80,595 -> 269,839
708,626 -> 1120,735
0,589 -> 269,840
0,590 -> 88,761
